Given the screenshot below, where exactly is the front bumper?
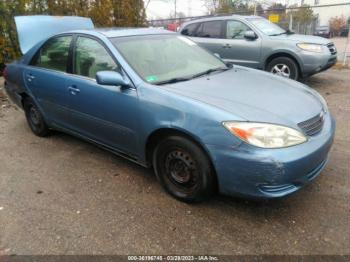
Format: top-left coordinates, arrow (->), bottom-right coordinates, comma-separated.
300,50 -> 337,77
206,113 -> 336,198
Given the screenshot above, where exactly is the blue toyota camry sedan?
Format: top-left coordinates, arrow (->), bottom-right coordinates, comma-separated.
4,16 -> 335,202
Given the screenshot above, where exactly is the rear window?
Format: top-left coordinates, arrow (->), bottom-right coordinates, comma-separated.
181,23 -> 200,36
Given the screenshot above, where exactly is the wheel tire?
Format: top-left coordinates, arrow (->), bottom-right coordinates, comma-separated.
23,97 -> 50,137
153,135 -> 216,203
266,56 -> 299,80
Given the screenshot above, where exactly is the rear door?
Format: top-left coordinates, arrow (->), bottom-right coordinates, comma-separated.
219,20 -> 262,68
189,20 -> 226,56
24,35 -> 73,128
63,35 -> 140,155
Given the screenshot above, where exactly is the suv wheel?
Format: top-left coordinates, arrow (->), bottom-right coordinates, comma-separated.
153,136 -> 216,203
266,57 -> 299,80
23,97 -> 50,137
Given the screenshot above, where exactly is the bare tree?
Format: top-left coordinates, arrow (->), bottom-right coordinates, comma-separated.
329,15 -> 347,36
202,0 -> 219,15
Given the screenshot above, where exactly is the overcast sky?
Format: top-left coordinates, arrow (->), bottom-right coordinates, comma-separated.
145,0 -> 292,20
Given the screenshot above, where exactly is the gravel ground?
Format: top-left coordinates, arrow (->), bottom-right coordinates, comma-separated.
0,70 -> 349,255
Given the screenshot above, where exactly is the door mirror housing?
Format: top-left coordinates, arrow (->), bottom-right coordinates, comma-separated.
96,71 -> 130,87
214,53 -> 221,59
286,29 -> 295,35
244,30 -> 257,40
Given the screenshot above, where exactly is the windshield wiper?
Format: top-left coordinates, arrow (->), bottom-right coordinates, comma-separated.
269,31 -> 287,36
155,77 -> 191,85
190,67 -> 229,79
270,29 -> 294,36
154,67 -> 229,85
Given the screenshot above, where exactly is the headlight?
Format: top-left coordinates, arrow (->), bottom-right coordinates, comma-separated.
223,122 -> 307,148
297,43 -> 324,53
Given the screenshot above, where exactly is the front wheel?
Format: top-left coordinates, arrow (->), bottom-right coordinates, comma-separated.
266,57 -> 299,80
153,136 -> 216,203
23,97 -> 50,137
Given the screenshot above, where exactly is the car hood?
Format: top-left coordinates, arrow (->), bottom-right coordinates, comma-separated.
159,67 -> 324,127
271,33 -> 331,45
15,16 -> 94,54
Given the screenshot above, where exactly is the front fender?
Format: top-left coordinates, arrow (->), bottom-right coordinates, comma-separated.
136,85 -> 243,163
262,48 -> 304,71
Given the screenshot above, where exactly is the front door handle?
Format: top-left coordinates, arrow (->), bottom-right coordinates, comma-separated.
26,74 -> 35,82
222,44 -> 231,49
68,86 -> 80,95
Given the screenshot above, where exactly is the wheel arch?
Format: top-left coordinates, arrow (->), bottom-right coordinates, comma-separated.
19,92 -> 50,125
264,52 -> 302,76
19,92 -> 30,107
145,127 -> 219,191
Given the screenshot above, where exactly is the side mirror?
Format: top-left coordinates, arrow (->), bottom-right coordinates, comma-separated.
96,71 -> 130,87
214,53 -> 221,59
244,30 -> 258,40
286,29 -> 295,35
181,29 -> 189,35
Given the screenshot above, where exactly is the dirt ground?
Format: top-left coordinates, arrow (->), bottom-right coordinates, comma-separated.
0,69 -> 349,255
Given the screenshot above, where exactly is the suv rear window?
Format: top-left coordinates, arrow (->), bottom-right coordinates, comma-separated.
181,23 -> 199,36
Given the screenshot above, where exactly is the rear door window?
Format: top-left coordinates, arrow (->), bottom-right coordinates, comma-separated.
197,21 -> 223,38
31,35 -> 72,72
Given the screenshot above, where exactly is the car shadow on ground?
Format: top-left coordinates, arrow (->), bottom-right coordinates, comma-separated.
48,127 -> 311,215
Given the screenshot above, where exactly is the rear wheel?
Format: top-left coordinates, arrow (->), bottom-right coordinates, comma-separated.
153,136 -> 216,203
23,97 -> 50,137
266,56 -> 299,80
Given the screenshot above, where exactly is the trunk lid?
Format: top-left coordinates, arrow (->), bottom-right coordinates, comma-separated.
15,15 -> 94,54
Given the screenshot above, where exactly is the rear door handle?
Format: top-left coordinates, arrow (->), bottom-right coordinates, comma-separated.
68,86 -> 80,95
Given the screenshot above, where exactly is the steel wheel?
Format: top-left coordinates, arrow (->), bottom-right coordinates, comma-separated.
23,97 -> 50,137
153,135 -> 216,202
165,149 -> 198,191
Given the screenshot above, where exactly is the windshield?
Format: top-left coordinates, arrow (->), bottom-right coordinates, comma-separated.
248,18 -> 286,36
111,35 -> 227,84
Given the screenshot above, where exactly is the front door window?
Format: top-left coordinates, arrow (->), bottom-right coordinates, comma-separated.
74,37 -> 119,79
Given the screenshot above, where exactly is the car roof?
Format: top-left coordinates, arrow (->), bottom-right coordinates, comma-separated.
181,15 -> 262,26
15,16 -> 174,54
69,28 -> 174,38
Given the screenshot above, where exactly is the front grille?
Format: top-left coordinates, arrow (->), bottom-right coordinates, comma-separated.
298,113 -> 325,136
327,43 -> 337,55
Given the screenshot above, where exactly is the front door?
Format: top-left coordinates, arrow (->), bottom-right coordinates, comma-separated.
64,36 -> 140,155
220,20 -> 262,68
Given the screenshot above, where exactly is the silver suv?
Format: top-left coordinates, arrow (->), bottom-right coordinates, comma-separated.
179,15 -> 337,80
